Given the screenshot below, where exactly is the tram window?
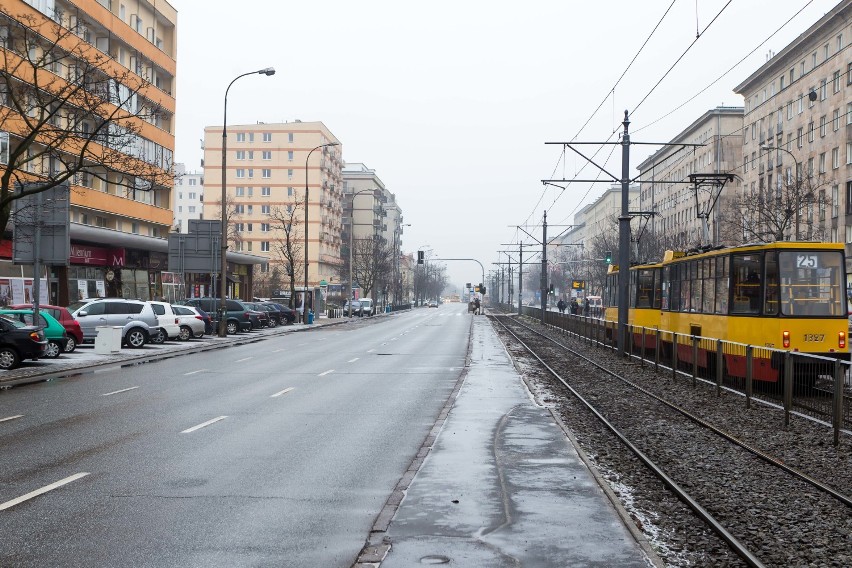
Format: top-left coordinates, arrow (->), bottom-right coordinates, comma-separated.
763,251 -> 780,315
661,267 -> 670,310
702,258 -> 715,313
715,255 -> 729,314
653,269 -> 662,309
669,265 -> 681,311
636,269 -> 654,308
731,254 -> 762,314
778,250 -> 844,316
681,264 -> 693,312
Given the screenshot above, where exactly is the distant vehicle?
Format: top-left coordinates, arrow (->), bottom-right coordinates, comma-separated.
343,300 -> 363,316
359,298 -> 374,316
11,304 -> 82,353
0,309 -> 68,358
183,298 -> 253,334
428,300 -> 438,308
585,295 -> 603,316
0,317 -> 46,369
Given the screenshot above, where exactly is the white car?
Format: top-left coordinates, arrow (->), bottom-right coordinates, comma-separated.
172,305 -> 206,340
359,298 -> 374,316
147,301 -> 181,343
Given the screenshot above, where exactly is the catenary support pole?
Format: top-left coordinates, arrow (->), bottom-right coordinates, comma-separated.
618,111 -> 631,355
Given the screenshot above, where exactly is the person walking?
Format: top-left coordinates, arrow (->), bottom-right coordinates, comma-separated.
557,299 -> 566,314
570,298 -> 579,315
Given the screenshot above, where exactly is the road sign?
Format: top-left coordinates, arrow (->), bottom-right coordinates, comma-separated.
572,280 -> 585,290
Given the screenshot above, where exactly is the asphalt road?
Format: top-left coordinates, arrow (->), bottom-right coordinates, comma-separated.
0,305 -> 471,567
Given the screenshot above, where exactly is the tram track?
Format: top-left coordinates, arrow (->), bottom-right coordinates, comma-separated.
490,314 -> 852,568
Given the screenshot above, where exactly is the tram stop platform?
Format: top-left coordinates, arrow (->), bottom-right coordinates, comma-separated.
370,315 -> 660,567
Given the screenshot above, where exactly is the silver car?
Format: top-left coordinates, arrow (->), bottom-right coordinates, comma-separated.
172,305 -> 206,340
69,299 -> 161,348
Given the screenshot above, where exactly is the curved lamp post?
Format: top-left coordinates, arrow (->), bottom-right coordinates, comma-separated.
218,66 -> 275,337
760,143 -> 806,240
303,141 -> 339,323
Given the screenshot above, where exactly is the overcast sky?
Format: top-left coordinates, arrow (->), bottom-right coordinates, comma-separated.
168,0 -> 840,290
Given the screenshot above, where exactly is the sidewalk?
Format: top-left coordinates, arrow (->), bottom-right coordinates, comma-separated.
361,315 -> 659,567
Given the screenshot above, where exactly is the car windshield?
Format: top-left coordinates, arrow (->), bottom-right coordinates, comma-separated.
67,301 -> 88,313
0,314 -> 26,328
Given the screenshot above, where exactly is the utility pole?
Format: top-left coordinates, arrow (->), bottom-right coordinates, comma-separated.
540,211 -> 548,322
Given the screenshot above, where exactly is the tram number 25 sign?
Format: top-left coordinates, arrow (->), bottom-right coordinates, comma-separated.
571,280 -> 585,290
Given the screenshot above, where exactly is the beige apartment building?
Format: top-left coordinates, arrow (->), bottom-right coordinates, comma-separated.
636,106 -> 744,247
202,121 -> 343,294
734,0 -> 852,277
1,0 -> 177,304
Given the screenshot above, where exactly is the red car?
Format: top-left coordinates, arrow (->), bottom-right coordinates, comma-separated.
10,304 -> 83,352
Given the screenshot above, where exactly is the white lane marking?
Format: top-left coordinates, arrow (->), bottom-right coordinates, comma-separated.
183,369 -> 208,376
235,357 -> 253,363
0,472 -> 90,512
318,369 -> 335,377
270,387 -> 295,398
272,348 -> 284,353
101,386 -> 139,396
0,415 -> 23,423
298,343 -> 308,347
347,358 -> 359,363
367,349 -> 375,353
181,416 -> 228,434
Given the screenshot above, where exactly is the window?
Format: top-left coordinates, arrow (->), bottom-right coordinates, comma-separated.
261,241 -> 270,252
248,133 -> 254,142
247,151 -> 253,160
790,68 -> 795,84
287,187 -> 293,196
235,223 -> 244,232
188,179 -> 197,186
235,187 -> 244,196
809,86 -> 816,107
780,75 -> 785,90
798,95 -> 804,114
787,101 -> 793,119
834,108 -> 841,131
236,151 -> 245,160
131,222 -> 139,234
261,187 -> 270,196
263,132 -> 272,142
832,147 -> 839,169
235,205 -> 244,214
848,182 -> 852,215
288,151 -> 294,161
261,205 -> 270,214
848,63 -> 852,85
848,103 -> 852,125
236,169 -> 245,178
188,192 -> 196,199
820,79 -> 827,100
833,71 -> 841,93
848,142 -> 852,164
262,168 -> 271,178
819,152 -> 826,174
820,115 -> 827,137
288,132 -> 294,143
287,169 -> 293,179
812,52 -> 817,69
247,205 -> 253,215
807,157 -> 814,176
261,223 -> 270,232
247,187 -> 253,197
808,121 -> 814,142
247,169 -> 254,178
236,133 -> 245,142
246,223 -> 252,232
188,206 -> 196,213
838,34 -> 844,52
262,151 -> 271,160
796,126 -> 803,148
177,206 -> 182,213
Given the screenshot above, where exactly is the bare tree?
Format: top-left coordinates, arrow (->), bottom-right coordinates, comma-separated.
267,202 -> 304,308
0,10 -> 174,236
348,236 -> 393,303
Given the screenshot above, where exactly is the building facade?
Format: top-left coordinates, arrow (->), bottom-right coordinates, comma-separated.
0,0 -> 178,305
202,120 -> 344,296
172,163 -> 203,233
636,106 -> 744,248
734,0 -> 852,278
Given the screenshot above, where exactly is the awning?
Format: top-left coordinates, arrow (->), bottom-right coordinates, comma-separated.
226,274 -> 239,283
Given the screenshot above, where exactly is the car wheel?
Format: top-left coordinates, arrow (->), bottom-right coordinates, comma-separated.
45,341 -> 62,359
125,327 -> 147,349
268,317 -> 277,328
150,329 -> 165,344
0,347 -> 20,370
178,326 -> 192,341
64,336 -> 77,353
226,320 -> 238,335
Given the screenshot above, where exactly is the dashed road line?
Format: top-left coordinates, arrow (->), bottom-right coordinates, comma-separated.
270,387 -> 295,398
0,472 -> 90,512
101,386 -> 139,396
0,415 -> 23,423
235,357 -> 253,363
183,369 -> 208,376
181,416 -> 228,434
318,369 -> 335,377
347,358 -> 359,363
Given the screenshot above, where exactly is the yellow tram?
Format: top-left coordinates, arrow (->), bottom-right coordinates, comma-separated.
604,242 -> 849,382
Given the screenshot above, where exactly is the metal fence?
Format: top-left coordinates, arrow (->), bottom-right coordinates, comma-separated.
510,306 -> 851,445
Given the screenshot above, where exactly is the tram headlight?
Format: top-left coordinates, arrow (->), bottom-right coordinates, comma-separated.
782,330 -> 790,349
839,331 -> 846,349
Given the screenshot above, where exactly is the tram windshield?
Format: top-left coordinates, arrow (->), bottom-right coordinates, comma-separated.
776,250 -> 845,317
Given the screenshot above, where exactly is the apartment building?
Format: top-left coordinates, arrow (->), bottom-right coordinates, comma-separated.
0,0 -> 176,304
202,120 -> 343,293
636,107 -> 744,247
341,162 -> 405,302
172,163 -> 203,233
734,0 -> 852,278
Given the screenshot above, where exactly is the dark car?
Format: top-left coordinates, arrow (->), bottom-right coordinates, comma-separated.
266,302 -> 296,324
246,302 -> 280,327
0,309 -> 68,358
183,298 -> 253,334
11,303 -> 82,353
0,316 -> 47,369
242,302 -> 270,328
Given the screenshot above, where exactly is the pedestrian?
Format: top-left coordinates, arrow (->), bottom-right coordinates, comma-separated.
583,299 -> 590,317
570,298 -> 579,315
474,297 -> 481,315
557,299 -> 566,314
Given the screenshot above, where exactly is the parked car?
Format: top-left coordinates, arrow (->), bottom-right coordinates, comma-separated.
191,306 -> 216,335
0,309 -> 68,358
10,303 -> 82,353
183,298 -> 253,334
147,301 -> 182,343
0,317 -> 46,369
343,300 -> 363,316
247,302 -> 281,327
242,302 -> 271,328
171,305 -> 206,340
428,299 -> 438,308
68,298 -> 161,348
264,302 -> 296,324
359,298 -> 374,316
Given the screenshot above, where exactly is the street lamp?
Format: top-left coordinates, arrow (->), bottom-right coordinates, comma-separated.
218,66 -> 275,337
346,188 -> 378,317
760,143 -> 807,240
303,141 -> 339,323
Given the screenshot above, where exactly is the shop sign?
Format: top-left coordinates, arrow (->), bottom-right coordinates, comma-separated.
70,244 -> 125,266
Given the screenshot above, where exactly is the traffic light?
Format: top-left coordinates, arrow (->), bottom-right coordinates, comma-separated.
549,283 -> 554,294
605,250 -> 612,264
479,283 -> 486,295
417,250 -> 424,264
